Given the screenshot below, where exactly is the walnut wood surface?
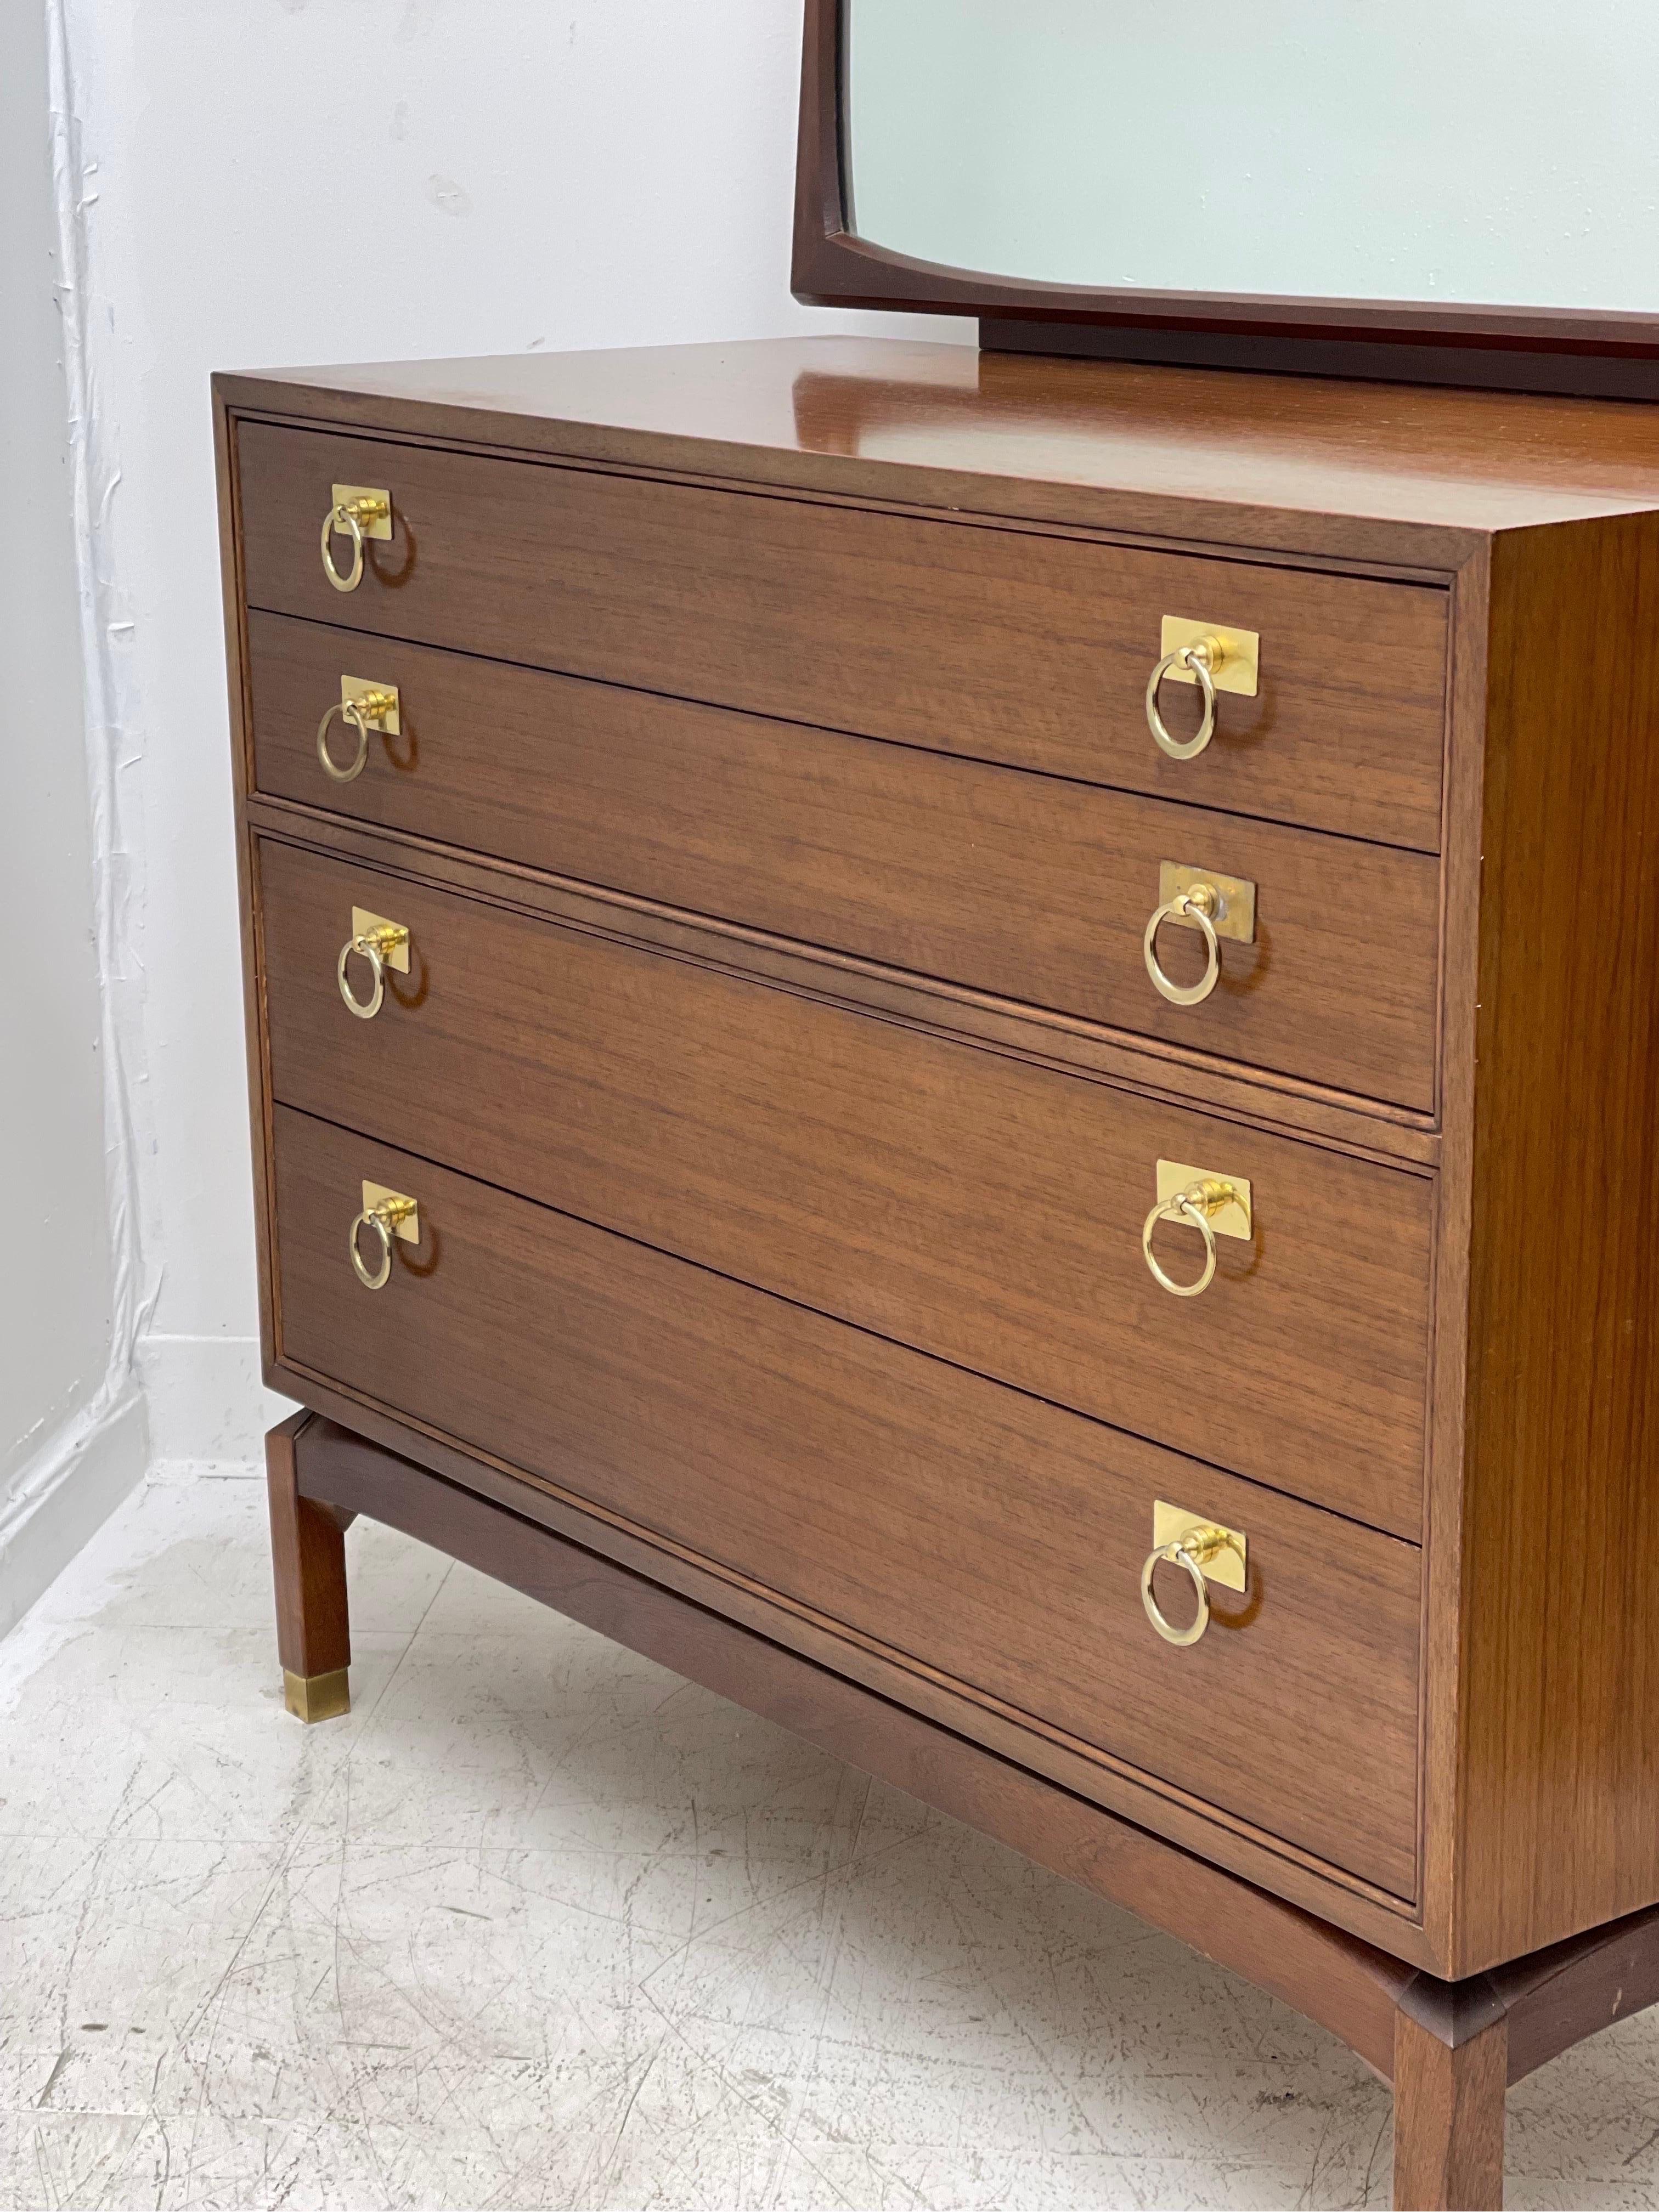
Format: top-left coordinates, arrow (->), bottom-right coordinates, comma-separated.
280,1359 -> 1440,1950
235,420 -> 1449,852
1446,512 -> 1659,1968
1495,1900 -> 1659,2086
287,1410 -> 1426,2079
247,796 -> 1443,1164
264,1410 -> 349,1681
215,339 -> 1659,558
1392,1996 -> 1508,2210
272,1106 -> 1421,1893
257,838 -> 1435,1535
248,612 -> 1441,1108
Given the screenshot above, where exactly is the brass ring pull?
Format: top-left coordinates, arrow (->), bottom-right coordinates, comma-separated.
1140,1518 -> 1243,1648
320,493 -> 389,592
1141,1176 -> 1240,1299
336,919 -> 408,1020
337,933 -> 387,1020
349,1206 -> 396,1289
1140,1538 -> 1214,1647
349,1190 -> 416,1290
1143,885 -> 1222,1007
321,502 -> 366,592
316,699 -> 371,783
1146,637 -> 1224,761
315,686 -> 398,784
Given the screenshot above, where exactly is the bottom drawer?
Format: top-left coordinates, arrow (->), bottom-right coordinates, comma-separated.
270,1105 -> 1422,1898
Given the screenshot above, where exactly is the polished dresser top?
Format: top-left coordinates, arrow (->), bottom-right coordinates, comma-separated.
219,335 -> 1659,556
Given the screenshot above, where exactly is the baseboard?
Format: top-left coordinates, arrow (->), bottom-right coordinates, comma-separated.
137,1333 -> 299,1468
0,1390 -> 149,1642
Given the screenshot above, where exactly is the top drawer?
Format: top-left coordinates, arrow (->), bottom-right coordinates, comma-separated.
234,422 -> 1449,851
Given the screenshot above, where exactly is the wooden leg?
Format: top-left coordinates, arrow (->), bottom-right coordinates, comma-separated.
1392,1982 -> 1508,2211
266,1412 -> 352,1722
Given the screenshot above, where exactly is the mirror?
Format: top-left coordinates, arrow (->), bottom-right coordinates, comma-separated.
844,0 -> 1659,314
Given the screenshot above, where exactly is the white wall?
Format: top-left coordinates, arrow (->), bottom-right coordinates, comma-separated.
47,0 -> 968,1474
0,0 -> 148,1633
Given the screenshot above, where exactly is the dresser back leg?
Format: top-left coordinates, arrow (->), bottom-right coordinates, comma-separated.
266,1411 -> 353,1721
1392,1979 -> 1508,2210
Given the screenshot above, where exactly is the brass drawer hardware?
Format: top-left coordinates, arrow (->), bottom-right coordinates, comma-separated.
1143,862 -> 1257,1007
1141,1502 -> 1248,1648
1142,1159 -> 1253,1299
336,908 -> 410,1021
316,676 -> 401,783
283,1667 -> 350,1724
320,483 -> 392,592
1146,616 -> 1261,761
349,1181 -> 419,1290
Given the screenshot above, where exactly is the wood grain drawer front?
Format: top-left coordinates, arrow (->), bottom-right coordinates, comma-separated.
249,614 -> 1441,1110
259,841 -> 1433,1536
236,422 -> 1448,852
272,1105 -> 1423,1897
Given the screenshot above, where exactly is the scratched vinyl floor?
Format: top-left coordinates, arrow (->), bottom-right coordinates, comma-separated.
1,1472 -> 1655,2212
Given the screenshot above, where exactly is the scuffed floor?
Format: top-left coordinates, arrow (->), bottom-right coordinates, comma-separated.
0,1475 -> 1654,2212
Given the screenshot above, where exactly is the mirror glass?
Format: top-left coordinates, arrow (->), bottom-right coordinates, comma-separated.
845,1 -> 1659,311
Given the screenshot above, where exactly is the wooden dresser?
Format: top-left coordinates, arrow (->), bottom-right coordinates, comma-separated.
217,337 -> 1659,2209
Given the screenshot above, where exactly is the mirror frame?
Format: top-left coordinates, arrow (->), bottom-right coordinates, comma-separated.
792,0 -> 1659,398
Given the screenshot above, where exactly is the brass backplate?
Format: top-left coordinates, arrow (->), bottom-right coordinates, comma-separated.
1158,862 -> 1257,943
351,909 -> 410,972
332,483 -> 393,541
1153,1502 -> 1248,1593
341,674 -> 400,734
1160,615 -> 1261,697
1155,1159 -> 1253,1240
362,1180 -> 420,1240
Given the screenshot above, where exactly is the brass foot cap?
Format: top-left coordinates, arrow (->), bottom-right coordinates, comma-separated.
283,1667 -> 351,1723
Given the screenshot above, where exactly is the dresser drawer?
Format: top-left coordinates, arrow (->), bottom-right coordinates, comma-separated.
236,422 -> 1448,851
249,613 -> 1440,1109
271,1105 -> 1421,1896
258,840 -> 1433,1535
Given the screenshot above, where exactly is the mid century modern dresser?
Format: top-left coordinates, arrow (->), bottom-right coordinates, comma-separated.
217,337 -> 1659,2208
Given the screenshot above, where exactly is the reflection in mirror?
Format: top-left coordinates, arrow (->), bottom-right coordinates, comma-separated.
845,0 -> 1659,311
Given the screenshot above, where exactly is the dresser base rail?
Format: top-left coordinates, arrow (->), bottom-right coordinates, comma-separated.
266,1410 -> 1659,2211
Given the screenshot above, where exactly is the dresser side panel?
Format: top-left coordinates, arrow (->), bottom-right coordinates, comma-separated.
214,382 -> 280,1383
1454,511 -> 1659,1971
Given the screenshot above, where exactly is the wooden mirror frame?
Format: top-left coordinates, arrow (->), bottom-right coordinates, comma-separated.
791,0 -> 1659,399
